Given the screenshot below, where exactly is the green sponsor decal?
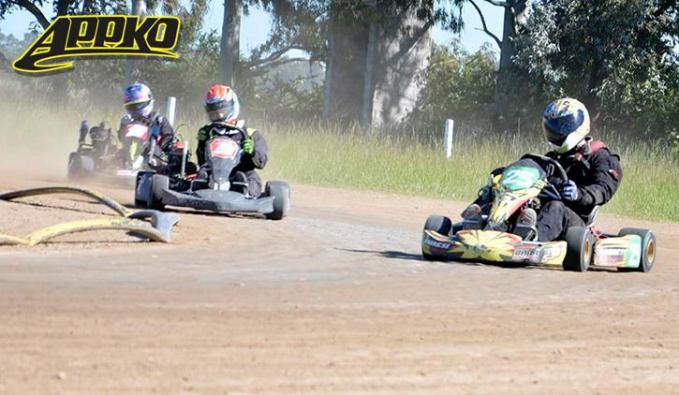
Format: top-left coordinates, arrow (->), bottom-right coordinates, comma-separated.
625,235 -> 642,268
501,166 -> 542,191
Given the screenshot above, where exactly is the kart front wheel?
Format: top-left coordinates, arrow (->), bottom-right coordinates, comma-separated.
265,181 -> 290,220
618,228 -> 656,273
563,226 -> 594,272
424,215 -> 452,236
149,174 -> 168,210
67,153 -> 93,180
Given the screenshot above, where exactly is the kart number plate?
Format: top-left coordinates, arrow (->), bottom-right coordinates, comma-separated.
125,124 -> 150,140
209,139 -> 239,160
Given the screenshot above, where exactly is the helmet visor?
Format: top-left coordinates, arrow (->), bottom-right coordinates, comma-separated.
543,110 -> 585,142
206,101 -> 235,121
125,100 -> 151,112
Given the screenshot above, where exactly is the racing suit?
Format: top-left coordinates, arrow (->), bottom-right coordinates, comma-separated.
196,121 -> 269,197
536,139 -> 623,241
471,139 -> 622,242
117,112 -> 176,172
118,112 -> 175,149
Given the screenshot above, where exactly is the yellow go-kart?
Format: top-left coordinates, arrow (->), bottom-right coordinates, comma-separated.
422,154 -> 656,272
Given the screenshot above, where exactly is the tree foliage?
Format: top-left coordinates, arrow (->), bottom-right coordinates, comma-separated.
514,0 -> 679,137
409,41 -> 497,132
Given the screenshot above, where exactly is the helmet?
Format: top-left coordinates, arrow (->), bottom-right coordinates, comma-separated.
204,84 -> 240,122
542,97 -> 590,153
123,82 -> 154,118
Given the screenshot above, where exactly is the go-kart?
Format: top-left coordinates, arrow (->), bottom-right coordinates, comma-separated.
68,120 -> 162,185
134,128 -> 290,220
421,154 -> 656,272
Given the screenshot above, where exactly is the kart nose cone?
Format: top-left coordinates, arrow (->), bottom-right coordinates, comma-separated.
210,181 -> 231,191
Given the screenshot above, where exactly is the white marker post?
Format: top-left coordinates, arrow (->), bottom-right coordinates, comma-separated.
444,119 -> 454,160
166,96 -> 176,127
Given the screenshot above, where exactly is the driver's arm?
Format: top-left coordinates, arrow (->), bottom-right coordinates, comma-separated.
195,126 -> 209,166
156,116 -> 176,151
572,149 -> 623,209
250,129 -> 268,169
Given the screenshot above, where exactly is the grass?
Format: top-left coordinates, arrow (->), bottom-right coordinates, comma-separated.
259,122 -> 679,223
1,95 -> 677,223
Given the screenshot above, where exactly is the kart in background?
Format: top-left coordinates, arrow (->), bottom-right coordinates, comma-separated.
68,120 -> 162,185
134,127 -> 290,220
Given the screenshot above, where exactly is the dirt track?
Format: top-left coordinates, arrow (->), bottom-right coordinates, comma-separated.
1,176 -> 678,394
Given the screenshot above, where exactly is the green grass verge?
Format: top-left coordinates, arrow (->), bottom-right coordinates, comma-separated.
260,125 -> 679,223
1,99 -> 677,222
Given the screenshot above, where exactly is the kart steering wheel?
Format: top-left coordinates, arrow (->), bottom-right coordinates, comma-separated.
520,153 -> 568,201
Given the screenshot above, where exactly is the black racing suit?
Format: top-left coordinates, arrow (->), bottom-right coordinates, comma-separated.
471,139 -> 622,242
196,121 -> 269,197
535,139 -> 623,241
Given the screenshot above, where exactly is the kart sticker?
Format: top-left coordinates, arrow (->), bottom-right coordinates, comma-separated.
124,124 -> 150,140
512,245 -> 543,262
423,237 -> 452,250
209,139 -> 239,160
593,236 -> 641,268
501,165 -> 542,191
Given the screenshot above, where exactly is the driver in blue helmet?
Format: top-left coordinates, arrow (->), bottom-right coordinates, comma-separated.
461,98 -> 623,242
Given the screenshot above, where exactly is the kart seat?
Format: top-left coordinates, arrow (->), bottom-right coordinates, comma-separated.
585,206 -> 601,226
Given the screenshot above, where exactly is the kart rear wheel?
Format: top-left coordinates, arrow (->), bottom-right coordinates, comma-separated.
424,215 -> 452,236
618,228 -> 656,273
265,181 -> 290,220
149,174 -> 168,210
563,226 -> 594,272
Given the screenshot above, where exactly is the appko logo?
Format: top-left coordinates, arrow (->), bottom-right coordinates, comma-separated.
13,15 -> 181,75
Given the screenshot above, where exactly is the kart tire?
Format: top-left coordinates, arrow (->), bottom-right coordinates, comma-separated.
424,215 -> 452,236
149,174 -> 168,210
563,227 -> 594,272
67,153 -> 83,180
265,181 -> 290,220
67,152 -> 94,180
618,228 -> 656,273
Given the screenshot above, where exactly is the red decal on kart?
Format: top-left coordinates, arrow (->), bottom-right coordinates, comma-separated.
209,139 -> 239,159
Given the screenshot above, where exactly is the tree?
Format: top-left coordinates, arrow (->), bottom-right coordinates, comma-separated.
220,0 -> 240,85
513,0 -> 679,136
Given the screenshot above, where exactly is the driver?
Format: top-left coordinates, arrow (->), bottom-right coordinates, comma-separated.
118,82 -> 176,166
195,84 -> 269,197
461,98 -> 622,241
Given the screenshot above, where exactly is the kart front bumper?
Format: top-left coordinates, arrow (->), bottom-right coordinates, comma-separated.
422,229 -> 567,266
160,188 -> 275,214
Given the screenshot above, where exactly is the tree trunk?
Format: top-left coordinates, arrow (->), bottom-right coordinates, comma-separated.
125,0 -> 146,83
220,0 -> 241,86
324,0 -> 433,127
365,0 -> 433,127
322,5 -> 370,123
493,0 -> 528,126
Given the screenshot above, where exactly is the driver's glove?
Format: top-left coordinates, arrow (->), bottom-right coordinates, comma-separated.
242,137 -> 255,155
560,180 -> 579,201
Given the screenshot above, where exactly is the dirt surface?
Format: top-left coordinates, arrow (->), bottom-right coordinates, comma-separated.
1,176 -> 678,394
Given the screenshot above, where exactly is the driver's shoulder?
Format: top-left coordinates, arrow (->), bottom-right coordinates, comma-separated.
589,141 -> 620,164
